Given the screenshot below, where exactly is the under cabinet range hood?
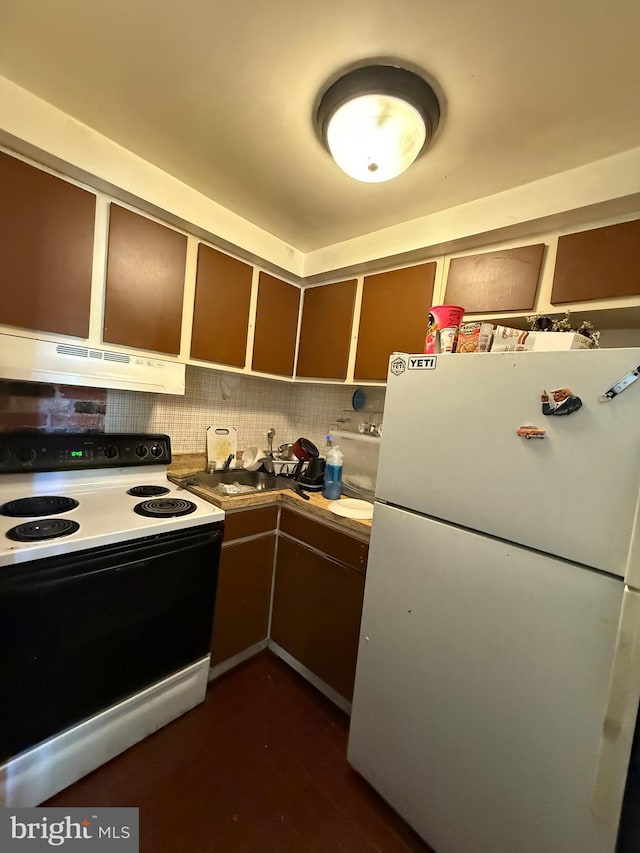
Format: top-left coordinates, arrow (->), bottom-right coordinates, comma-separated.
0,332 -> 185,394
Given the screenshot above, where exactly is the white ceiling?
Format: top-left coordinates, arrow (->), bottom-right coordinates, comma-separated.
0,0 -> 639,253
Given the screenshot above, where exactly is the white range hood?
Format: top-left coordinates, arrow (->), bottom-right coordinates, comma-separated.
0,332 -> 185,394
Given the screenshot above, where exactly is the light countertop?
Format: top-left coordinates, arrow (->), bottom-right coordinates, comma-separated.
168,453 -> 372,539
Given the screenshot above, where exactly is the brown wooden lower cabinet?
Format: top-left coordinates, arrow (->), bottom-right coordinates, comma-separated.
210,507 -> 277,666
271,513 -> 367,702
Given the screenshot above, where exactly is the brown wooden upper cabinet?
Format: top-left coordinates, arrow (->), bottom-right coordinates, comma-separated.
103,204 -> 187,355
0,151 -> 95,339
444,244 -> 545,314
296,280 -> 357,380
551,219 -> 640,304
354,262 -> 436,381
190,244 -> 253,367
251,272 -> 300,377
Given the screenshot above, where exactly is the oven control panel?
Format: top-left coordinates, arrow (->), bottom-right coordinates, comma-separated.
0,432 -> 172,473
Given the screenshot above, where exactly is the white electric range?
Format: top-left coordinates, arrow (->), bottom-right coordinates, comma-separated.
0,431 -> 224,807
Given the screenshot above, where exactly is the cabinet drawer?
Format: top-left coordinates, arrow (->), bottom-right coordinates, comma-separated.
279,508 -> 368,573
223,505 -> 278,542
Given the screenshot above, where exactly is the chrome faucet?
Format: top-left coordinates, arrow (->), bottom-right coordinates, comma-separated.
267,427 -> 276,458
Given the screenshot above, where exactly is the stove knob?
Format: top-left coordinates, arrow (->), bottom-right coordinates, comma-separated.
135,445 -> 148,459
150,444 -> 164,458
104,445 -> 118,459
16,446 -> 36,463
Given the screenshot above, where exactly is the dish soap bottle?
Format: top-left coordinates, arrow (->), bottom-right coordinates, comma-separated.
322,445 -> 343,500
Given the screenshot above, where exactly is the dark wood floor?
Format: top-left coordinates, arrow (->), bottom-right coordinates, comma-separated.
46,651 -> 434,853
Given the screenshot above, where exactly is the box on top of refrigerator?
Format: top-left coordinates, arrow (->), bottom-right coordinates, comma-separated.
490,326 -> 595,351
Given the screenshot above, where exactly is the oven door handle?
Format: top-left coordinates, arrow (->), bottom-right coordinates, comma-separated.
3,527 -> 222,593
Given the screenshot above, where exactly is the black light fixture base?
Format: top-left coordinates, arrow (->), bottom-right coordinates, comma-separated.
316,63 -> 441,160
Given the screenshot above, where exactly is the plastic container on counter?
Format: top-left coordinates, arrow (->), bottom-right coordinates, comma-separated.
322,445 -> 343,501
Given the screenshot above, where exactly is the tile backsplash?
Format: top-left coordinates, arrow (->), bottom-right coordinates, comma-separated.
106,366 -> 381,456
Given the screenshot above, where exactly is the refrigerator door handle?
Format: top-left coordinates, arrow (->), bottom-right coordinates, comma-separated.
590,586 -> 640,821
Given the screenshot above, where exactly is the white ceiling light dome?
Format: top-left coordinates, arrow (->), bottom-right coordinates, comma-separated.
316,64 -> 441,183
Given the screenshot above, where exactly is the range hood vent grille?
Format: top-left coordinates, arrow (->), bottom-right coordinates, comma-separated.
56,344 -> 90,358
55,344 -> 132,365
1,333 -> 185,395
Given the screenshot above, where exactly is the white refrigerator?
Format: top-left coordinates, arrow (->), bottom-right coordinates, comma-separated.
347,348 -> 640,853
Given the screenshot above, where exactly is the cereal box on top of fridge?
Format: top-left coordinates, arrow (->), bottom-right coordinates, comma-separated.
457,322 -> 495,353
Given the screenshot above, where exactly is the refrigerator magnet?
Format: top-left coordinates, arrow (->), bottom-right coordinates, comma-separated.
517,425 -> 546,439
541,388 -> 582,416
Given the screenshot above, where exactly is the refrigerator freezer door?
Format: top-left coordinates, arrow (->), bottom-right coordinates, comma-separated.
378,349 -> 640,577
348,502 -> 626,853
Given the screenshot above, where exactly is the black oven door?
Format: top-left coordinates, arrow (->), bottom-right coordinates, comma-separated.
0,522 -> 222,763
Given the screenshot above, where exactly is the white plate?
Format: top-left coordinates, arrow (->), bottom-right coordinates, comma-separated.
327,498 -> 374,520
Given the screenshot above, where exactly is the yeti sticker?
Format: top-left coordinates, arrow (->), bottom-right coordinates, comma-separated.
408,356 -> 437,370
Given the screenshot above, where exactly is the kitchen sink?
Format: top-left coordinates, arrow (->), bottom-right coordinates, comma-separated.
182,470 -> 292,492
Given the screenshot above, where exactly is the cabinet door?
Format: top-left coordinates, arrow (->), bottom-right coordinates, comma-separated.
104,204 -> 187,354
444,244 -> 545,313
296,280 -> 357,380
210,534 -> 276,665
354,262 -> 436,381
551,219 -> 640,304
251,272 -> 300,376
0,151 -> 95,338
223,505 -> 278,541
190,244 -> 253,367
271,535 -> 366,701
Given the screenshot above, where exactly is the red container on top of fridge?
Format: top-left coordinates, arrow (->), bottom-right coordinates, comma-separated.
424,305 -> 465,354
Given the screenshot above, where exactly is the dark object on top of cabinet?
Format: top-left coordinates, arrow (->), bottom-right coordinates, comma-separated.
444,244 -> 545,313
296,280 -> 357,380
191,245 -> 253,367
104,204 -> 187,355
0,151 -> 95,339
551,219 -> 640,304
354,262 -> 436,382
252,273 -> 301,377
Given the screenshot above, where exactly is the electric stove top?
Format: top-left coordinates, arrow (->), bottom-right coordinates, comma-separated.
0,432 -> 224,566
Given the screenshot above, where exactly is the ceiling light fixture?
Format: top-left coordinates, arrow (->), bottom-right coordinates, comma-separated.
316,63 -> 441,184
